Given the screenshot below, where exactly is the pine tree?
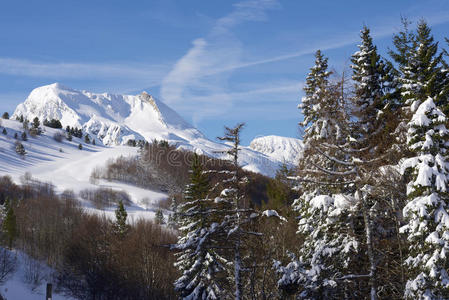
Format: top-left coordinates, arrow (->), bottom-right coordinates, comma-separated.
155,209 -> 165,225
15,142 -> 26,156
2,199 -> 17,249
1,128 -> 6,135
67,132 -> 72,141
32,117 -> 40,129
349,26 -> 401,299
21,132 -> 27,141
112,200 -> 129,237
13,133 -> 18,139
84,134 -> 90,144
400,97 -> 449,299
78,143 -> 82,150
398,20 -> 446,114
1,112 -> 8,119
172,154 -> 226,299
275,50 -> 360,299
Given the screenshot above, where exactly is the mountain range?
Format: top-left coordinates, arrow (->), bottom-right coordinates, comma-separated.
12,83 -> 302,176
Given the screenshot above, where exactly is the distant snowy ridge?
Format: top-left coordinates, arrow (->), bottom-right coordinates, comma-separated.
249,135 -> 303,166
12,83 -> 302,176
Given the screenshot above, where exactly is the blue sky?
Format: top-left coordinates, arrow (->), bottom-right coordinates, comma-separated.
0,0 -> 448,144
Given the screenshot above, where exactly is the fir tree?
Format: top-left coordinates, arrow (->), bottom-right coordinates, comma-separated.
1,128 -> 6,135
400,97 -> 449,299
155,209 -> 165,225
15,142 -> 26,156
67,132 -> 72,141
32,117 -> 40,129
2,199 -> 17,249
78,143 -> 82,150
84,134 -> 90,144
172,154 -> 226,299
397,20 -> 446,114
21,132 -> 27,141
112,200 -> 129,237
1,112 -> 8,119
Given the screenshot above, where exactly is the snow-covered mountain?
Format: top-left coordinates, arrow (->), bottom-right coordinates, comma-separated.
11,83 -> 301,176
13,83 -> 203,146
250,135 -> 303,166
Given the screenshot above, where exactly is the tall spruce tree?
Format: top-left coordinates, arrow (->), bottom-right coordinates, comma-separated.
2,199 -> 17,249
172,154 -> 226,299
276,50 -> 362,299
400,97 -> 449,299
398,21 -> 446,114
349,26 -> 401,300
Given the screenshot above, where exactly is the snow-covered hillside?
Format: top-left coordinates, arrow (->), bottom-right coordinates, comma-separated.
11,83 -> 302,176
0,119 -> 167,221
249,135 -> 303,166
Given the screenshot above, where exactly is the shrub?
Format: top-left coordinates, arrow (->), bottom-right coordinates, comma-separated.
1,112 -> 9,119
78,144 -> 82,150
1,129 -> 6,135
79,188 -> 131,209
21,132 -> 27,141
53,132 -> 65,143
15,141 -> 26,156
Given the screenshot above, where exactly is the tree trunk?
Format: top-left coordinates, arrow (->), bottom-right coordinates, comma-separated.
362,198 -> 377,300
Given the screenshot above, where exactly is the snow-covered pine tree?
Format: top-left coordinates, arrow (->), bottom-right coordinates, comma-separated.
216,123 -> 264,299
349,26 -> 402,300
276,50 -> 360,299
398,20 -> 447,115
400,97 -> 449,299
172,154 -> 227,299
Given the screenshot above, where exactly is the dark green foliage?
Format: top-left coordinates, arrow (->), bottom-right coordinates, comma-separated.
2,199 -> 17,248
21,131 -> 27,141
1,112 -> 8,119
112,200 -> 129,237
13,133 -> 18,139
32,117 -> 40,129
84,134 -> 90,144
265,163 -> 297,214
67,132 -> 72,141
78,143 -> 82,150
155,209 -> 165,225
19,115 -> 23,123
69,127 -> 82,138
126,139 -> 136,147
43,119 -> 62,129
15,142 -> 26,156
1,128 -> 6,135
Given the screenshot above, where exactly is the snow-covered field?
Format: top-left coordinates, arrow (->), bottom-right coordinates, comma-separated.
0,249 -> 74,300
0,119 -> 167,221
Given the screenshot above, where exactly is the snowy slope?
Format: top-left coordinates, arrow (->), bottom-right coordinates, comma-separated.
11,83 -> 302,176
249,135 -> 303,166
0,119 -> 167,221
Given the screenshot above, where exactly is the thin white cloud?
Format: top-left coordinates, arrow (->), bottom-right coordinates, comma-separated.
0,58 -> 169,93
160,0 -> 280,121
